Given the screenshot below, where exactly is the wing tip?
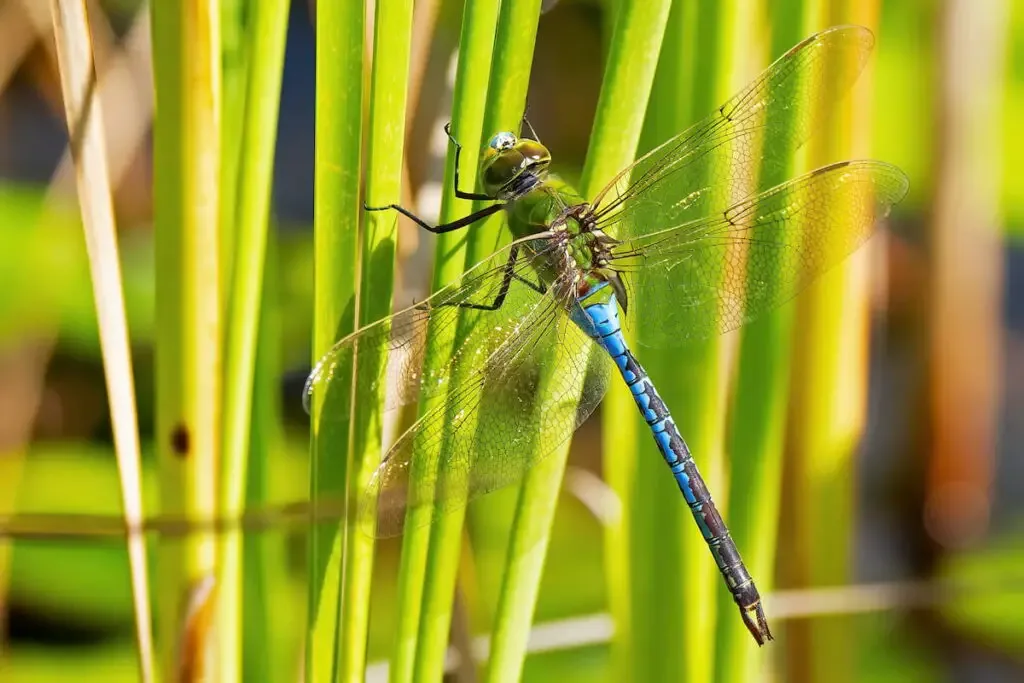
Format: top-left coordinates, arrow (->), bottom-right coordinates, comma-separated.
818,23 -> 875,49
809,159 -> 910,206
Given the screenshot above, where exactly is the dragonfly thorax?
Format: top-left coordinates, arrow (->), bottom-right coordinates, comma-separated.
535,224 -> 630,315
480,131 -> 551,200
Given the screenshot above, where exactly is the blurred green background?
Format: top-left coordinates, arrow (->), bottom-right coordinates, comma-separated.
0,0 -> 1022,681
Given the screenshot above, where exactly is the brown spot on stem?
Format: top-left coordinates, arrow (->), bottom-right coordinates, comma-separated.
170,423 -> 190,457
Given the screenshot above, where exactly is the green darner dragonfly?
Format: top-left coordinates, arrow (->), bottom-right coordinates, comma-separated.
304,24 -> 909,645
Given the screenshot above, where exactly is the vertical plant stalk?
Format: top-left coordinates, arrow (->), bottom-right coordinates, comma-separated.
484,3 -> 672,683
50,6 -> 154,200
622,2 -> 726,682
333,2 -> 415,681
0,1 -> 150,656
782,3 -> 879,683
715,1 -> 828,680
150,0 -> 222,677
219,0 -> 249,300
307,0 -> 363,678
412,1 -> 545,680
620,2 -> 746,682
48,1 -> 154,679
245,231 -> 286,681
468,0 -> 550,256
215,0 -> 290,680
388,2 -> 502,682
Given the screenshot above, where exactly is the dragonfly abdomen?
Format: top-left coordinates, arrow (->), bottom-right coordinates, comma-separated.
569,282 -> 774,646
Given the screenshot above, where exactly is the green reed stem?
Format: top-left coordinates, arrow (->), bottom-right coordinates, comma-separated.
242,231 -> 284,681
484,3 -> 672,682
150,0 -> 222,677
215,0 -> 290,679
389,3 -> 502,683
410,3 -> 547,680
713,2 -> 817,681
781,2 -> 880,682
218,0 -> 249,303
620,2 -> 720,682
468,0 -> 550,258
308,0 -> 364,680
333,2 -> 415,681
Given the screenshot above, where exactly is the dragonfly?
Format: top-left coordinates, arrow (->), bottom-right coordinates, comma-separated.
305,25 -> 909,646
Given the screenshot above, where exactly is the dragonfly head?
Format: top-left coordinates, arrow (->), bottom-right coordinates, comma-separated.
480,131 -> 551,199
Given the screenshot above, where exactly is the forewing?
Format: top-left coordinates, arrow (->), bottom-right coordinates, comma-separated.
591,25 -> 875,239
361,282 -> 613,538
304,240 -> 555,422
611,161 -> 908,347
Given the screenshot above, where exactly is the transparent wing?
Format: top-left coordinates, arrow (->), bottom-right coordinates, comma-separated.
610,161 -> 909,347
591,25 -> 875,239
304,240 -> 557,419
362,284 -> 612,538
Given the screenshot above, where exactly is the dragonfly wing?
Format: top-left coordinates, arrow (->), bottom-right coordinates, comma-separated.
591,25 -> 875,239
611,160 -> 909,348
363,280 -> 613,538
305,240 -> 557,420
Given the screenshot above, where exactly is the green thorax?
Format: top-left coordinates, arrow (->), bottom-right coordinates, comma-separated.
509,175 -> 601,277
477,130 -> 624,305
504,174 -> 586,240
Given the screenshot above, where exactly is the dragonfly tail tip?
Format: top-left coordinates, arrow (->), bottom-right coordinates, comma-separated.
740,602 -> 773,646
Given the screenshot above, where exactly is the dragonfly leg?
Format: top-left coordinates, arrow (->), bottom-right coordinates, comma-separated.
445,245 -> 546,311
364,201 -> 504,234
444,122 -> 496,201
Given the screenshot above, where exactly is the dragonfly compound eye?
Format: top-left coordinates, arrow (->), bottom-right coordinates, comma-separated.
480,134 -> 553,198
488,131 -> 518,152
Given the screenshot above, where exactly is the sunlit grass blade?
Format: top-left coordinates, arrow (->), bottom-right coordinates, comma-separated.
388,2 -> 502,682
617,2 -> 751,682
713,2 -> 813,680
242,231 -> 288,680
215,0 -> 290,679
483,2 -> 672,682
329,1 -> 416,681
779,2 -> 882,683
468,0 -> 551,258
150,0 -> 223,677
621,2 -> 720,681
218,0 -> 249,300
411,2 -> 548,681
307,0 -> 364,678
49,0 -> 154,679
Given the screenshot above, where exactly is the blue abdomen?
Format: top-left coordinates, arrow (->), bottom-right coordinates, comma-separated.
569,281 -> 769,643
570,284 -> 695,494
570,282 -> 732,548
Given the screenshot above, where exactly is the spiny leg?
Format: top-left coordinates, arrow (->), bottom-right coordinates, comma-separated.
443,245 -> 546,312
444,122 -> 495,201
364,122 -> 501,231
364,201 -> 504,234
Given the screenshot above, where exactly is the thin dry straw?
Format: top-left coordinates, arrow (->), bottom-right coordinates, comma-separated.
0,502 -> 350,541
4,506 -> 1016,620
48,0 -> 154,680
359,574 -> 1024,681
50,7 -> 154,197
